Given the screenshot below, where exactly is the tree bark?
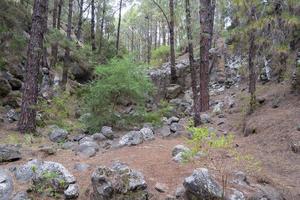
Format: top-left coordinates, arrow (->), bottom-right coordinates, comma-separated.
76,0 -> 84,41
169,0 -> 177,84
18,0 -> 49,134
185,0 -> 201,126
248,7 -> 257,114
199,0 -> 214,112
116,0 -> 123,55
61,0 -> 73,90
91,0 -> 96,51
57,0 -> 63,29
98,0 -> 106,54
50,0 -> 58,68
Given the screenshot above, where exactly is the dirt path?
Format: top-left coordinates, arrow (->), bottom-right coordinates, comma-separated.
1,82 -> 300,199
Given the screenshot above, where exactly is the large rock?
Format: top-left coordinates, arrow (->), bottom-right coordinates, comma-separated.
0,169 -> 14,200
48,127 -> 68,142
12,191 -> 30,200
101,126 -> 114,139
172,145 -> 190,157
77,141 -> 99,157
140,128 -> 155,141
91,162 -> 148,200
119,131 -> 144,147
14,160 -> 78,199
166,84 -> 182,99
0,144 -> 21,163
0,77 -> 12,97
183,168 -> 223,199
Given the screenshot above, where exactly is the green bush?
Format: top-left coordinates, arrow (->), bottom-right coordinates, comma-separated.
151,45 -> 170,67
82,58 -> 154,132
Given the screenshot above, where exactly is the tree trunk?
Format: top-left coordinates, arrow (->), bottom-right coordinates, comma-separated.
61,0 -> 73,90
57,0 -> 63,29
248,7 -> 257,114
147,16 -> 152,64
162,23 -> 166,46
116,0 -> 123,55
185,0 -> 201,126
18,0 -> 49,134
76,0 -> 84,41
50,0 -> 58,68
199,0 -> 214,112
98,0 -> 106,54
169,0 -> 177,84
91,0 -> 96,51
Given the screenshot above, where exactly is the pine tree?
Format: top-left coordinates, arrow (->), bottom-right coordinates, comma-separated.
18,0 -> 49,133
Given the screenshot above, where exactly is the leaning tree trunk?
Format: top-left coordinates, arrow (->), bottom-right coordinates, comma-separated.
61,0 -> 73,90
50,0 -> 58,68
185,0 -> 201,126
199,0 -> 215,112
116,0 -> 123,55
18,0 -> 49,134
248,7 -> 257,114
76,0 -> 84,41
91,0 -> 96,51
169,0 -> 177,84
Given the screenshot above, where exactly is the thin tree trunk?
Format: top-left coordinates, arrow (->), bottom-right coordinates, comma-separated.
57,0 -> 63,29
116,0 -> 123,55
50,0 -> 58,68
248,7 -> 257,114
18,0 -> 49,134
91,0 -> 96,51
169,0 -> 177,84
76,0 -> 84,41
199,0 -> 214,112
98,0 -> 106,54
162,23 -> 166,46
185,0 -> 201,126
147,16 -> 152,64
61,0 -> 73,90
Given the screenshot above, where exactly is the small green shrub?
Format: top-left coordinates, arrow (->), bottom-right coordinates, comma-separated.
82,57 -> 154,132
151,45 -> 170,67
30,171 -> 65,199
182,125 -> 234,162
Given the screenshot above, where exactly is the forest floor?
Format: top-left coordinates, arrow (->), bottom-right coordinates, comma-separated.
1,82 -> 300,199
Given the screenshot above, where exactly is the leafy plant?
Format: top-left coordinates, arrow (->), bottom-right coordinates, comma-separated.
82,57 -> 154,132
150,45 -> 170,67
182,125 -> 234,162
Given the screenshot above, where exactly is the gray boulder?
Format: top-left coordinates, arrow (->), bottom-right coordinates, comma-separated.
172,145 -> 190,157
140,128 -> 155,141
14,160 -> 77,198
200,113 -> 211,124
6,109 -> 20,122
91,162 -> 148,200
291,139 -> 300,154
64,184 -> 79,199
0,169 -> 14,200
167,116 -> 180,125
77,141 -> 99,157
93,133 -> 107,142
49,127 -> 68,142
166,84 -> 182,99
0,144 -> 21,163
119,131 -> 144,147
101,126 -> 114,139
183,168 -> 222,199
